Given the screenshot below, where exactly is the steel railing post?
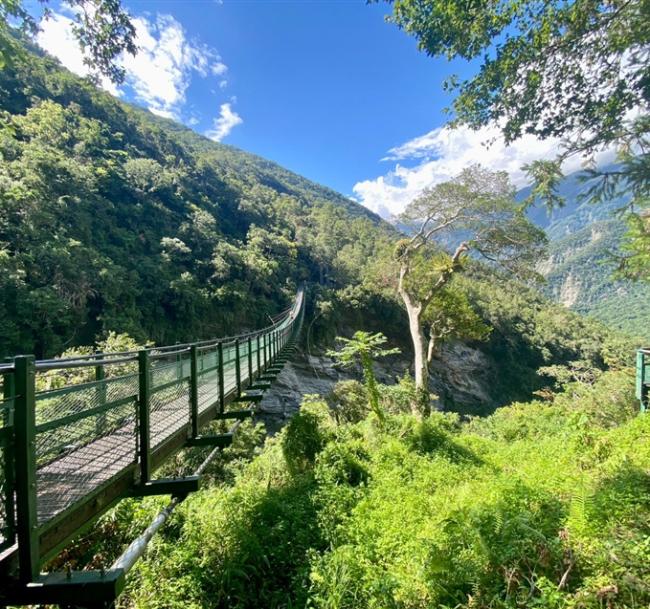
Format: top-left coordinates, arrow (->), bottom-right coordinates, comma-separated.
14,355 -> 39,582
190,345 -> 199,438
235,339 -> 241,397
137,350 -> 151,484
95,353 -> 106,436
2,363 -> 16,549
247,337 -> 253,385
217,342 -> 225,414
263,334 -> 267,370
256,335 -> 261,377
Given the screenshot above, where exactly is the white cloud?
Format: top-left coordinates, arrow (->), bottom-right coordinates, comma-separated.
211,62 -> 228,76
37,12 -> 119,95
37,9 -> 229,121
353,124 -> 617,219
205,103 -> 243,142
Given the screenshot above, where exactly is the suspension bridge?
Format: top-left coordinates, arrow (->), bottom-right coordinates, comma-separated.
0,288 -> 305,607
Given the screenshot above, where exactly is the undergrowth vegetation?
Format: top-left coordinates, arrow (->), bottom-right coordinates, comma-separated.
97,367 -> 650,609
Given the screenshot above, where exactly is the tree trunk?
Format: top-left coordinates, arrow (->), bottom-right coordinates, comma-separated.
427,335 -> 437,363
407,305 -> 431,416
398,261 -> 430,416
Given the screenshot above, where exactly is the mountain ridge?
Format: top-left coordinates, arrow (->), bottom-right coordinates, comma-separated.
520,169 -> 649,340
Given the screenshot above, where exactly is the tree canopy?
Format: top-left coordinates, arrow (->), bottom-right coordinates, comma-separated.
383,0 -> 649,275
0,0 -> 136,82
383,0 -> 648,155
396,165 -> 546,412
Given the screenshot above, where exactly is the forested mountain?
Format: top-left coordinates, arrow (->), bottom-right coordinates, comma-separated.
0,33 -> 634,414
0,33 -> 397,358
523,172 -> 650,340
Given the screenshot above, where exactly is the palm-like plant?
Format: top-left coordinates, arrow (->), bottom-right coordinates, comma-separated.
328,331 -> 400,425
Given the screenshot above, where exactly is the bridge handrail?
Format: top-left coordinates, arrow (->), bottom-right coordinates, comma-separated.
0,286 -> 305,596
27,290 -> 302,372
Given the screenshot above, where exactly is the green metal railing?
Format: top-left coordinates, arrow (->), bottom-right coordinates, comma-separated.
636,348 -> 650,412
0,288 -> 304,591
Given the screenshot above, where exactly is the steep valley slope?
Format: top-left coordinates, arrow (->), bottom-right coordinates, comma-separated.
524,170 -> 650,341
0,32 -> 635,419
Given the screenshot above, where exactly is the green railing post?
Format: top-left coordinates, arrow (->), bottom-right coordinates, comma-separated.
256,335 -> 261,377
175,343 -> 181,381
95,353 -> 106,436
637,350 -> 647,412
263,334 -> 267,370
235,339 -> 241,397
137,350 -> 151,484
247,337 -> 253,385
217,342 -> 225,414
190,345 -> 199,438
3,364 -> 16,549
14,355 -> 39,582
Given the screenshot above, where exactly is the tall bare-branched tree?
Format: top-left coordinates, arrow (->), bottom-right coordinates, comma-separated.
396,165 -> 546,414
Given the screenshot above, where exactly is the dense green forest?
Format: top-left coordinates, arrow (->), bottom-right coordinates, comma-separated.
0,32 -> 634,411
0,32 -> 398,358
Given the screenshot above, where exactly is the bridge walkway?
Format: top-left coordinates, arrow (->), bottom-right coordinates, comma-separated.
0,288 -> 304,607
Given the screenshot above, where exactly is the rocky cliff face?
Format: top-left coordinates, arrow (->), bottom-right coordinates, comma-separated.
257,351 -> 406,432
558,272 -> 581,308
428,343 -> 496,414
257,342 -> 499,431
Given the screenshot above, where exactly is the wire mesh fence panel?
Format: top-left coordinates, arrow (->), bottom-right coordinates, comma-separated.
35,373 -> 139,466
220,343 -> 237,395
34,372 -> 139,525
149,360 -> 191,451
201,349 -> 218,373
197,368 -> 220,413
239,341 -> 249,384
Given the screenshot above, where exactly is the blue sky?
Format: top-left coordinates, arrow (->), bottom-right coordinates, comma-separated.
34,0 -> 610,218
176,1 -> 460,195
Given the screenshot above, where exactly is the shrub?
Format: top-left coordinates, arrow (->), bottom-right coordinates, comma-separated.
282,396 -> 334,475
379,373 -> 421,415
328,380 -> 369,424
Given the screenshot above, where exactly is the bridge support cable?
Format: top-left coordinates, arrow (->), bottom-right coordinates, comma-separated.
0,287 -> 304,608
